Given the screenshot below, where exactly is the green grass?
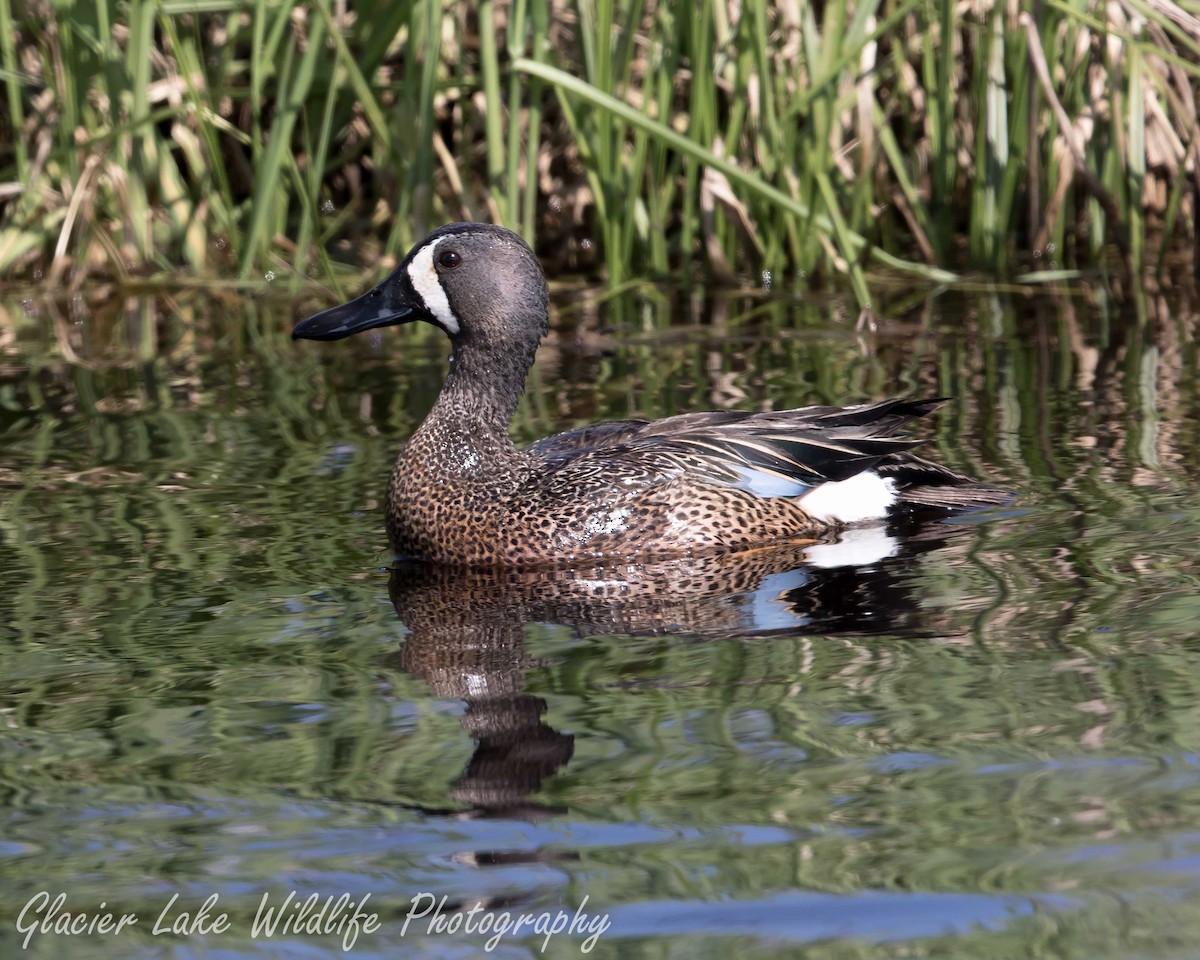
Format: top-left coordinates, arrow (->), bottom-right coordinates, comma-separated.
0,0 -> 1196,309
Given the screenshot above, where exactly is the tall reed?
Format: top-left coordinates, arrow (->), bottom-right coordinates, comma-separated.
0,0 -> 1195,309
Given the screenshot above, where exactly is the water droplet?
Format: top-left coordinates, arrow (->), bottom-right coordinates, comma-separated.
264,271 -> 276,282
32,268 -> 43,281
1033,248 -> 1042,259
21,299 -> 38,318
1046,242 -> 1056,253
798,270 -> 807,279
320,199 -> 335,215
579,238 -> 593,251
760,270 -> 772,291
213,237 -> 228,250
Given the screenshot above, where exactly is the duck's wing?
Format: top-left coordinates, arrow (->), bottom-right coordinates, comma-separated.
769,396 -> 949,433
629,398 -> 949,491
524,418 -> 651,458
527,399 -> 943,463
525,410 -> 785,459
528,397 -> 1006,512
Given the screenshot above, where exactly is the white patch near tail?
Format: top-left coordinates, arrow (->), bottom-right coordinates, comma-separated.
407,237 -> 460,334
799,470 -> 897,524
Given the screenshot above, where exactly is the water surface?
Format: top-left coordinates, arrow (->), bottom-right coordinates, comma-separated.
1,284 -> 1199,958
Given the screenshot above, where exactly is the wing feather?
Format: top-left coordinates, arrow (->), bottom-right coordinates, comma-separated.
527,396 -> 1002,510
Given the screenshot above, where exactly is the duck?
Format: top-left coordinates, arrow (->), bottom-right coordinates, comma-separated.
293,222 -> 1005,566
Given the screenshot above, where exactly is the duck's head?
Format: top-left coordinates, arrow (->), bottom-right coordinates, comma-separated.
292,222 -> 549,352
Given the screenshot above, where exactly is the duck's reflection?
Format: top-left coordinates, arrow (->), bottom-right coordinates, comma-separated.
391,574 -> 574,817
388,521 -> 970,817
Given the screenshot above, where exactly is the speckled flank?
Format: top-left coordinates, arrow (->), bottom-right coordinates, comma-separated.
295,222 -> 1007,566
388,430 -> 841,565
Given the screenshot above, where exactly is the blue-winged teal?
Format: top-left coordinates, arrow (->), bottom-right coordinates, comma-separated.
294,222 -> 1005,566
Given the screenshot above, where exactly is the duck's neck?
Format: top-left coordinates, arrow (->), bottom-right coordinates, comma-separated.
419,337 -> 533,452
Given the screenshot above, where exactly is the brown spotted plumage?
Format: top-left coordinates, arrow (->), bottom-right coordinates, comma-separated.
294,222 -> 1006,566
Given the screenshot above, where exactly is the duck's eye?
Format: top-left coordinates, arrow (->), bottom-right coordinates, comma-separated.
437,250 -> 461,269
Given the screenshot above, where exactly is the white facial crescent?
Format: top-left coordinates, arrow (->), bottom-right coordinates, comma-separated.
406,237 -> 460,334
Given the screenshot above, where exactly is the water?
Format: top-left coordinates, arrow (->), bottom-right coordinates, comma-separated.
1,284 -> 1199,958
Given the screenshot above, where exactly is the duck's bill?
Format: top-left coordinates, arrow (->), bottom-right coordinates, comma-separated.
292,280 -> 429,341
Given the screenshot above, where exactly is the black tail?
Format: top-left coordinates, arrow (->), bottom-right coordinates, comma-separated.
877,455 -> 1014,511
